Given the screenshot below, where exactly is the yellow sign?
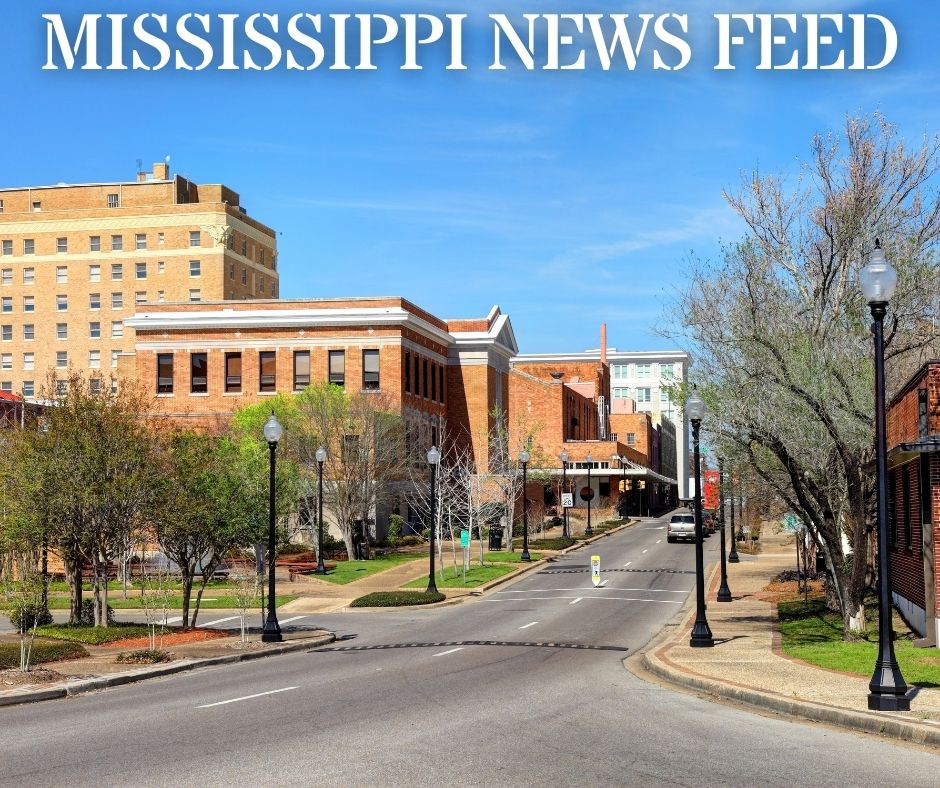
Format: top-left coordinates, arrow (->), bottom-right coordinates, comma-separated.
591,555 -> 601,587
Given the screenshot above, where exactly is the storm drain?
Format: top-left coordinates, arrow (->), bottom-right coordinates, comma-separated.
311,640 -> 628,653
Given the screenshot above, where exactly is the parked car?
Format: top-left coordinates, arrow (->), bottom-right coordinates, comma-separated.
667,513 -> 696,543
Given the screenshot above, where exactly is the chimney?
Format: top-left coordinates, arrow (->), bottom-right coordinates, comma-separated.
600,323 -> 608,365
152,161 -> 170,181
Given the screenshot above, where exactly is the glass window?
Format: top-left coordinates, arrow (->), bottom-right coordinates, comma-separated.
189,289 -> 201,303
56,266 -> 67,283
56,237 -> 67,253
136,262 -> 147,279
111,350 -> 120,368
56,294 -> 67,311
0,325 -> 10,341
110,234 -> 123,251
89,264 -> 100,282
158,261 -> 165,273
90,321 -> 101,339
22,296 -> 33,313
404,353 -> 411,393
111,320 -> 123,338
190,353 -> 208,394
1,354 -> 12,371
56,323 -> 67,340
0,241 -> 10,256
157,353 -> 174,393
363,350 -> 380,390
241,268 -> 247,285
189,260 -> 201,277
111,263 -> 123,281
135,233 -> 147,250
189,231 -> 201,247
23,239 -> 34,255
439,366 -> 445,403
157,290 -> 165,303
56,351 -> 68,368
88,350 -> 101,369
661,363 -> 675,380
89,378 -> 101,395
328,350 -> 345,387
661,389 -> 671,403
1,297 -> 11,313
22,381 -> 33,397
0,268 -> 8,286
422,359 -> 429,398
23,267 -> 34,284
90,235 -> 101,252
225,353 -> 242,393
0,382 -> 10,393
56,380 -> 67,396
612,364 -> 628,380
23,353 -> 34,370
111,292 -> 123,309
90,293 -> 100,310
259,351 -> 276,392
636,363 -> 652,379
136,291 -> 147,305
229,263 -> 235,280
157,232 -> 165,245
293,351 -> 310,391
31,202 -> 41,212
22,324 -> 33,340
636,387 -> 651,403
107,193 -> 120,209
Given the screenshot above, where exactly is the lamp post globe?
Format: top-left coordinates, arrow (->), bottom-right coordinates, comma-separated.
560,450 -> 570,539
262,412 -> 283,643
519,449 -> 531,561
686,388 -> 713,647
426,446 -> 441,594
861,240 -> 909,711
315,445 -> 327,575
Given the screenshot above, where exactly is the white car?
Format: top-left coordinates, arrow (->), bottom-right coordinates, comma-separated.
667,514 -> 696,543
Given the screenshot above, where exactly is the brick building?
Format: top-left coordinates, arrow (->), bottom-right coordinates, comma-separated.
0,162 -> 277,398
886,360 -> 940,647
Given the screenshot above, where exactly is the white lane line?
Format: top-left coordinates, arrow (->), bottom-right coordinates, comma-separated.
656,539 -> 662,544
278,615 -> 307,625
570,597 -> 583,605
485,596 -> 681,605
199,616 -> 240,628
518,621 -> 539,630
623,561 -> 632,567
432,647 -> 464,657
198,687 -> 298,708
498,587 -> 687,595
164,616 -> 183,625
642,549 -> 648,554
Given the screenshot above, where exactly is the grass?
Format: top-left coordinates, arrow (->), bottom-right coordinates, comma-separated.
44,595 -> 295,610
778,596 -> 940,687
483,551 -> 542,563
529,537 -> 577,550
34,622 -> 164,644
0,640 -> 89,668
402,563 -> 517,589
350,591 -> 445,607
313,554 -> 423,585
47,579 -> 241,593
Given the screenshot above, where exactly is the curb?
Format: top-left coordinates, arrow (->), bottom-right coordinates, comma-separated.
0,632 -> 335,708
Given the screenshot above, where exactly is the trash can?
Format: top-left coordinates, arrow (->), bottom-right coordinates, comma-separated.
816,553 -> 826,573
488,526 -> 503,551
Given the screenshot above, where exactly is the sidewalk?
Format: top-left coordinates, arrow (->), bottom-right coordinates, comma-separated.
637,529 -> 940,748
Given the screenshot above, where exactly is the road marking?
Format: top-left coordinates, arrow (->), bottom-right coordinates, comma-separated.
498,587 -> 687,595
432,647 -> 464,657
198,687 -> 298,708
623,561 -> 632,567
486,596 -> 681,605
519,621 -> 539,630
570,597 -> 583,605
278,615 -> 307,625
598,579 -> 608,587
164,616 -> 183,625
656,539 -> 662,544
642,549 -> 648,554
199,616 -> 240,628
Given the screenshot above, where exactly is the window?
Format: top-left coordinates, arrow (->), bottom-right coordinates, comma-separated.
88,321 -> 102,340
1,354 -> 11,371
111,350 -> 120,368
89,378 -> 101,395
107,193 -> 120,208
157,353 -> 174,393
225,353 -> 242,393
439,366 -> 445,403
241,268 -> 247,285
293,351 -> 310,391
413,354 -> 420,394
89,264 -> 101,282
404,353 -> 411,393
110,234 -> 123,251
90,235 -> 101,252
157,232 -> 165,245
0,200 -> 3,214
136,262 -> 147,279
259,351 -> 276,392
22,381 -> 33,397
89,293 -> 100,310
56,294 -> 68,311
56,380 -> 67,396
1,241 -> 10,256
328,350 -> 345,387
31,201 -> 41,212
190,353 -> 208,393
56,237 -> 67,253
22,324 -> 33,341
189,260 -> 201,277
626,432 -> 636,445
636,363 -> 652,379
229,263 -> 235,280
23,239 -> 34,255
0,325 -> 10,341
56,351 -> 68,368
363,350 -> 380,390
111,321 -> 123,338
227,233 -> 235,251
422,359 -> 429,398
902,464 -> 912,550
189,231 -> 201,247
0,270 -> 9,286
111,292 -> 123,309
136,291 -> 147,306
23,267 -> 34,284
189,289 -> 201,303
612,364 -> 628,380
259,248 -> 266,265
23,353 -> 33,371
157,261 -> 165,273
431,362 -> 437,401
241,239 -> 248,256
56,266 -> 67,283
636,388 -> 651,403
661,364 -> 675,380
56,323 -> 68,340
88,350 -> 100,369
157,290 -> 165,303
889,470 -> 897,547
661,389 -> 671,403
1,298 -> 10,313
135,233 -> 147,250
0,382 -> 10,393
111,263 -> 123,281
259,276 -> 265,293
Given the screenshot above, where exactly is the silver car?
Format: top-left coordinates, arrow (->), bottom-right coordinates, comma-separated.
667,514 -> 696,543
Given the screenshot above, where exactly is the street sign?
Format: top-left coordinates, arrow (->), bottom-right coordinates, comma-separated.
580,486 -> 596,501
561,492 -> 574,508
783,514 -> 799,532
591,555 -> 601,587
460,529 -> 470,548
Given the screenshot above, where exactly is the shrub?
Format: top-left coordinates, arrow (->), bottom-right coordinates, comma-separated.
79,600 -> 116,626
115,649 -> 171,664
387,514 -> 404,546
529,537 -> 576,550
350,591 -> 445,607
400,536 -> 422,547
0,640 -> 88,668
278,543 -> 311,556
8,603 -> 53,631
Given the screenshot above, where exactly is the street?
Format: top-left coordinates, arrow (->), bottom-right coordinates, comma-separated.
2,514 -> 938,786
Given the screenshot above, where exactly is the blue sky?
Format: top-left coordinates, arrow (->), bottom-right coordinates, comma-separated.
1,1 -> 937,353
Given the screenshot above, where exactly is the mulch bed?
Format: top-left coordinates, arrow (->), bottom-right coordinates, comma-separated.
105,629 -> 230,649
0,667 -> 67,686
758,579 -> 825,603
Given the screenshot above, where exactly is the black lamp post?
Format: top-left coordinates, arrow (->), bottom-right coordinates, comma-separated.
519,449 -> 532,561
262,412 -> 283,643
717,457 -> 732,602
561,450 -> 570,539
728,465 -> 740,563
315,445 -> 327,574
861,239 -> 910,711
426,446 -> 441,594
611,454 -> 625,518
585,454 -> 594,536
687,388 -> 714,647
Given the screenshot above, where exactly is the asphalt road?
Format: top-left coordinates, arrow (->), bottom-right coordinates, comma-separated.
2,514 -> 939,786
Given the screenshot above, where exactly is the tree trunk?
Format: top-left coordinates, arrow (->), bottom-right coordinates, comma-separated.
180,569 -> 193,628
65,556 -> 83,625
100,550 -> 110,628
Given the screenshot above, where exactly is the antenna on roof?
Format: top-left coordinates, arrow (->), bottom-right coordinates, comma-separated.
136,158 -> 142,174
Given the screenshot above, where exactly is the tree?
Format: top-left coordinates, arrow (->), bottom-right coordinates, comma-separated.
667,115 -> 940,636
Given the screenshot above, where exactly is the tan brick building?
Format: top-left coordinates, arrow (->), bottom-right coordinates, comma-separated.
0,162 -> 277,397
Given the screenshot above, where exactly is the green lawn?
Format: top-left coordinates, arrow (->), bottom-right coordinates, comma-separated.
0,640 -> 89,667
47,579 -> 240,593
483,551 -> 542,563
34,622 -> 162,644
314,554 -> 423,585
779,597 -> 940,687
44,594 -> 295,610
402,563 -> 517,589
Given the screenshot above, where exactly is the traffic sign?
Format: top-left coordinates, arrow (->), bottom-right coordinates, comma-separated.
783,514 -> 799,532
580,486 -> 596,501
591,555 -> 601,586
460,529 -> 470,548
561,492 -> 574,508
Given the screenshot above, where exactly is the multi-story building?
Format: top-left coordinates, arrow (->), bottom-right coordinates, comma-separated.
0,162 -> 277,397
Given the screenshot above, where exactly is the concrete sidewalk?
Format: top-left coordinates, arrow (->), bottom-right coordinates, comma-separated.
637,529 -> 940,748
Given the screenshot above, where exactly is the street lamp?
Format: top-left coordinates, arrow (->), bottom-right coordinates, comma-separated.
426,446 -> 441,594
860,239 -> 909,711
585,454 -> 594,536
728,464 -> 740,563
262,412 -> 283,643
717,457 -> 732,602
315,445 -> 327,574
686,388 -> 713,647
611,454 -> 626,518
519,449 -> 531,561
560,450 -> 570,539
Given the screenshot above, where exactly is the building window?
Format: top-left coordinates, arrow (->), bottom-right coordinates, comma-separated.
241,269 -> 247,285
626,432 -> 636,445
0,382 -> 10,393
189,289 -> 201,303
342,434 -> 360,464
89,264 -> 101,282
0,325 -> 10,341
22,324 -> 33,340
22,381 -> 33,397
111,292 -> 123,309
23,353 -> 34,370
56,237 -> 67,254
1,241 -> 10,256
189,260 -> 201,277
0,298 -> 11,313
259,351 -> 276,392
24,296 -> 36,312
241,239 -> 248,256
661,364 -> 675,380
613,364 -> 628,380
225,353 -> 242,393
136,262 -> 147,279
190,352 -> 208,394
90,293 -> 101,310
136,292 -> 147,306
439,366 -> 445,404
157,353 -> 174,393
135,233 -> 147,250
112,320 -> 123,338
1,354 -> 11,371
293,351 -> 310,391
404,353 -> 411,394
88,350 -> 101,369
56,323 -> 68,340
111,350 -> 120,368
0,200 -> 3,214
259,249 -> 266,265
89,378 -> 102,395
189,231 -> 201,247
259,276 -> 265,293
23,268 -> 34,284
111,234 -> 123,251
328,350 -> 345,387
902,464 -> 912,550
31,201 -> 41,212
661,389 -> 671,404
56,295 -> 68,311
157,261 -> 165,273
0,269 -> 9,286
90,321 -> 101,339
56,351 -> 68,368
889,470 -> 897,547
157,290 -> 165,303
229,263 -> 235,280
90,235 -> 101,252
413,354 -> 420,393
157,232 -> 165,245
111,263 -> 123,281
636,388 -> 651,403
636,363 -> 652,379
107,193 -> 120,208
422,359 -> 429,398
56,266 -> 68,284
23,239 -> 34,255
55,380 -> 67,396
362,350 -> 380,390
